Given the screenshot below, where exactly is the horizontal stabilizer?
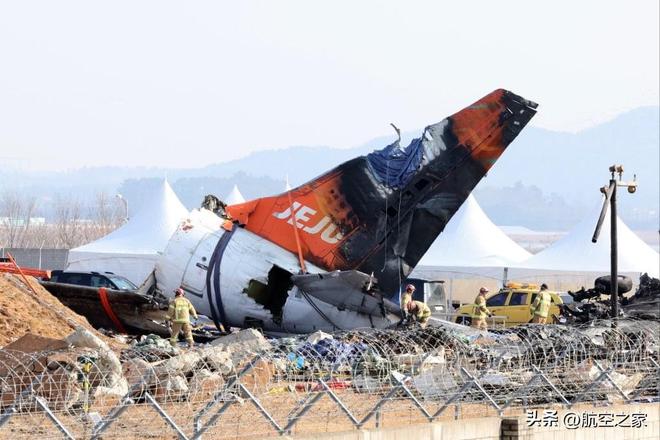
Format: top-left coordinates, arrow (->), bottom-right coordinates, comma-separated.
291,270 -> 401,317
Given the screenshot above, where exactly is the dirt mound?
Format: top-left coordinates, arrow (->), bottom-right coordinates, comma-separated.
0,273 -> 116,348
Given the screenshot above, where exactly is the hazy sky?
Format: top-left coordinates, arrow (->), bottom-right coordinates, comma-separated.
0,0 -> 658,171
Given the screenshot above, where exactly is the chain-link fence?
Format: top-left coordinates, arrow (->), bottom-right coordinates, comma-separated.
0,320 -> 658,439
0,248 -> 69,270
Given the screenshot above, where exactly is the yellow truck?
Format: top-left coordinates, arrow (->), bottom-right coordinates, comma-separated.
454,283 -> 568,327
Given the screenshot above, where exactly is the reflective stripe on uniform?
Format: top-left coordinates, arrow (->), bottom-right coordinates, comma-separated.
169,297 -> 196,324
472,295 -> 490,319
530,291 -> 551,318
413,301 -> 431,322
401,292 -> 412,311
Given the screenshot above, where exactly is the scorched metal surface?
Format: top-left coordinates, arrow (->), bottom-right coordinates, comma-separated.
227,89 -> 537,297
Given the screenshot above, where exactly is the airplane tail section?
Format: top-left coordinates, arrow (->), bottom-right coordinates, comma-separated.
227,89 -> 537,295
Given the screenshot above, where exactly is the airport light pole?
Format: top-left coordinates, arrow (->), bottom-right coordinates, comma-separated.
591,165 -> 637,325
116,194 -> 129,223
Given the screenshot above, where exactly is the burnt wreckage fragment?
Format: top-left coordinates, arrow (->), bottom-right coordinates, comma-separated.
561,274 -> 660,323
346,90 -> 538,295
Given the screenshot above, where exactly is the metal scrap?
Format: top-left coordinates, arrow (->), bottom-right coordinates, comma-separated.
561,274 -> 660,323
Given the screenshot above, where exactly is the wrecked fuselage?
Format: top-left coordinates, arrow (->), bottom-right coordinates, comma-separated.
156,209 -> 399,333
156,210 -> 398,333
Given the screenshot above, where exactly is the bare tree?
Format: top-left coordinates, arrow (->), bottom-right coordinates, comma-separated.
88,191 -> 123,240
54,195 -> 85,248
0,191 -> 125,250
0,191 -> 37,248
20,221 -> 50,248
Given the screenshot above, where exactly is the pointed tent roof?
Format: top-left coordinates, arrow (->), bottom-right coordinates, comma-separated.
224,184 -> 246,205
70,180 -> 188,255
418,194 -> 532,267
67,180 -> 189,284
521,199 -> 659,277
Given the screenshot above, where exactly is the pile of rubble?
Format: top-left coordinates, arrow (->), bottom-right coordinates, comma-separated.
0,327 -> 273,414
621,273 -> 660,320
0,272 -> 657,423
0,319 -> 657,439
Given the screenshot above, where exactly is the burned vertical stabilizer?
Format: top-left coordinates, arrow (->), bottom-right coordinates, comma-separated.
228,90 -> 537,295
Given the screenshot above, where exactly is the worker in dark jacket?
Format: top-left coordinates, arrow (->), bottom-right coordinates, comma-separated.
168,288 -> 198,348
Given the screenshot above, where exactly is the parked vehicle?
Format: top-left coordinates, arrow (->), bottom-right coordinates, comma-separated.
49,270 -> 138,290
454,282 -> 566,327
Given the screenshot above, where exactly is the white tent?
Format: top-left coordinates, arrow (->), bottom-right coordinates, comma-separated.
224,184 -> 246,205
521,200 -> 659,278
66,180 -> 189,285
418,195 -> 532,267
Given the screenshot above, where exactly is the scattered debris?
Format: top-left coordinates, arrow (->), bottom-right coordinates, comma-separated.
306,330 -> 333,345
621,273 -> 660,320
412,368 -> 458,398
0,270 -> 657,427
66,328 -> 128,401
126,334 -> 178,362
210,328 -> 271,363
0,314 -> 656,436
561,273 -> 660,323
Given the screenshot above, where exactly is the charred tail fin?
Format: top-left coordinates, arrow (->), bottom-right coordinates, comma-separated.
228,89 -> 537,295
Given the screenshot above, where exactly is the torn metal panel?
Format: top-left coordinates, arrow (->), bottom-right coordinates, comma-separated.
201,194 -> 228,217
40,281 -> 168,335
291,270 -> 401,316
366,136 -> 424,188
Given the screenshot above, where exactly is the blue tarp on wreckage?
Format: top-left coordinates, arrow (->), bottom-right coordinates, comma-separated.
366,137 -> 424,188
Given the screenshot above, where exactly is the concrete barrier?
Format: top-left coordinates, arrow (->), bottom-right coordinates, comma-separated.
287,416 -> 502,440
283,403 -> 659,440
508,403 -> 659,440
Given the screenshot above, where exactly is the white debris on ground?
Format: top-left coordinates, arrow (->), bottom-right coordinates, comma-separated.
210,328 -> 271,363
66,328 -> 128,401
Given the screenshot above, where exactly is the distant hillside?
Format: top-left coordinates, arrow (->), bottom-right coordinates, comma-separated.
482,106 -> 659,211
1,106 -> 658,230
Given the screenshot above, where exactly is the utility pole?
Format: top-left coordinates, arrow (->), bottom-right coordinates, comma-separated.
591,165 -> 637,326
116,194 -> 129,223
